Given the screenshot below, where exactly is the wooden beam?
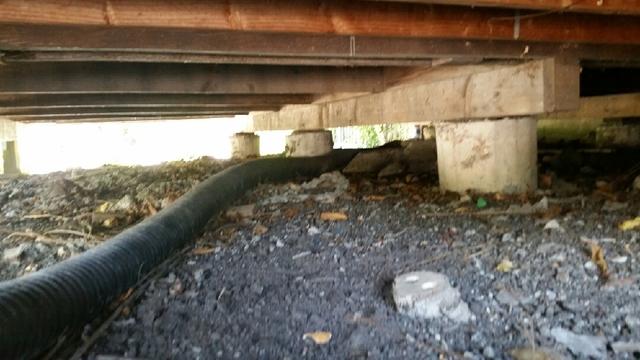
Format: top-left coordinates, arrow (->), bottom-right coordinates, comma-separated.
16,115 -> 237,124
0,63 -> 385,94
547,93 -> 640,119
0,1 -> 638,45
9,112 -> 248,122
249,58 -> 580,130
1,24 -> 639,64
0,94 -> 313,108
361,0 -> 640,15
0,105 -> 279,116
0,50 -> 434,67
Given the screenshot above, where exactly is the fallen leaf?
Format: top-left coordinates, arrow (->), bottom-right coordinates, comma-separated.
302,331 -> 332,345
192,246 -> 215,255
496,258 -> 514,273
320,212 -> 348,221
363,195 -> 386,201
283,207 -> 299,219
96,202 -> 111,213
253,224 -> 269,236
619,217 -> 640,231
589,243 -> 609,280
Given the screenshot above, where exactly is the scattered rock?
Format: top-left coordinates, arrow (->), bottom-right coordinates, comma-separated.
3,244 -> 26,262
225,204 -> 255,220
543,219 -> 563,232
549,327 -> 606,359
113,194 -> 135,212
602,200 -> 627,212
307,226 -> 321,236
393,271 -> 472,323
611,341 -> 640,354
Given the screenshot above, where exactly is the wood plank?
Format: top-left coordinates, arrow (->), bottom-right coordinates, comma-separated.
0,50 -> 434,67
249,58 -> 580,130
547,93 -> 640,119
0,105 -> 279,116
0,1 -> 638,45
0,63 -> 385,94
361,0 -> 640,15
1,24 -> 639,64
0,94 -> 313,108
16,115 -> 238,123
9,112 -> 248,122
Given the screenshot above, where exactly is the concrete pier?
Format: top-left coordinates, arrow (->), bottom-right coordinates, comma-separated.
230,132 -> 260,159
285,129 -> 333,157
436,117 -> 537,193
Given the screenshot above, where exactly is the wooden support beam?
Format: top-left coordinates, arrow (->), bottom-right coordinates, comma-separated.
0,94 -> 312,109
9,112 -> 248,122
249,58 -> 580,131
0,1 -> 638,45
1,24 -> 639,64
361,0 -> 640,15
0,63 -> 385,95
0,105 -> 279,117
16,115 -> 235,124
547,93 -> 640,120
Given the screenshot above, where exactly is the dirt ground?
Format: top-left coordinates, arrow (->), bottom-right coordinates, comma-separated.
1,149 -> 639,359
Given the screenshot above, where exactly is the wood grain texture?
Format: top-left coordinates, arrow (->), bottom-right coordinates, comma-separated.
361,0 -> 640,15
0,63 -> 385,95
249,59 -> 580,130
0,0 -> 638,44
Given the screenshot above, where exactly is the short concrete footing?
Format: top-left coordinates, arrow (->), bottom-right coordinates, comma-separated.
436,117 -> 537,193
285,129 -> 333,157
2,141 -> 20,175
230,132 -> 260,159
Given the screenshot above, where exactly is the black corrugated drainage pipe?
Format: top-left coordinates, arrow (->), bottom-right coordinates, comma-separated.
0,150 -> 358,359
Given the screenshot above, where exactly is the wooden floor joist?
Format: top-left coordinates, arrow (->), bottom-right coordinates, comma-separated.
0,63 -> 385,95
0,1 -> 638,45
249,59 -> 580,131
1,25 -> 639,64
361,0 -> 640,15
547,93 -> 640,120
0,94 -> 313,109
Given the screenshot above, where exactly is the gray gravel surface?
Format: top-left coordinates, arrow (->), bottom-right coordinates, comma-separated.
87,169 -> 640,359
0,157 -> 231,280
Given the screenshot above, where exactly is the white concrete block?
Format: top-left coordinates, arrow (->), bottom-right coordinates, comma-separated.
285,130 -> 333,157
230,132 -> 260,159
436,117 -> 537,193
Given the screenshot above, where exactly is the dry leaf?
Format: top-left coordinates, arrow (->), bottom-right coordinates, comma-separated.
192,246 -> 215,255
303,331 -> 332,345
363,195 -> 386,201
253,224 -> 269,236
590,243 -> 609,279
283,207 -> 299,219
619,217 -> 640,231
496,258 -> 514,273
96,202 -> 111,213
320,212 -> 348,221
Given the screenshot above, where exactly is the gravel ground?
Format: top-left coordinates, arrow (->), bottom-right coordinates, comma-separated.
1,150 -> 639,359
82,152 -> 639,359
0,157 -> 232,280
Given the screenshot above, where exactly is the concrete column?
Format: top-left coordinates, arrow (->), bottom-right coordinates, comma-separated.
285,129 -> 333,157
2,141 -> 20,175
230,132 -> 260,159
436,117 -> 537,193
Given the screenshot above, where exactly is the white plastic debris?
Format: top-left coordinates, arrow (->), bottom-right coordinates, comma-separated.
543,219 -> 564,232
